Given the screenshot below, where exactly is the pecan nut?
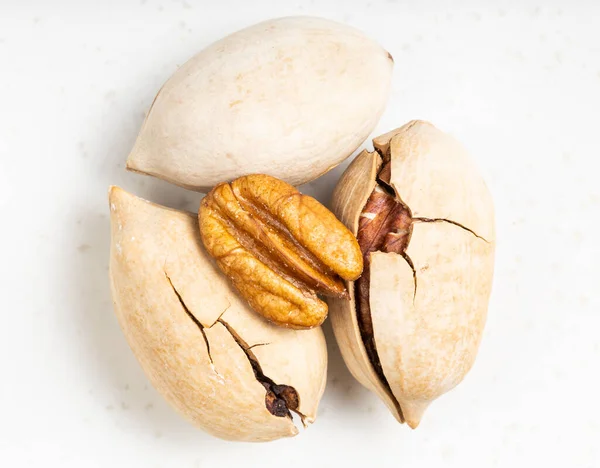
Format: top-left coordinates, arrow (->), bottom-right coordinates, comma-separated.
126,16 -> 393,192
328,121 -> 495,428
199,174 -> 363,329
108,187 -> 328,442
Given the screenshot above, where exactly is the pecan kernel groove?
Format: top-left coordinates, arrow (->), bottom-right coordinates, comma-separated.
200,174 -> 363,329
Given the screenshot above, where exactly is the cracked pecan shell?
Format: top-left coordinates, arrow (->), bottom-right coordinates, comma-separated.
328,121 -> 495,428
199,174 -> 363,329
108,187 -> 327,442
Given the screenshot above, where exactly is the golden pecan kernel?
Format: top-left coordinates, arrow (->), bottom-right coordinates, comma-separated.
199,174 -> 363,329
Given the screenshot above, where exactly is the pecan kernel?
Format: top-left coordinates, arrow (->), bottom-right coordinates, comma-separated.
199,174 -> 363,329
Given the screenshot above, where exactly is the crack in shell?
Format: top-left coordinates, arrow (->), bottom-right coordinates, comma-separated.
217,318 -> 306,423
165,272 -> 303,422
165,273 -> 214,366
355,160 -> 412,422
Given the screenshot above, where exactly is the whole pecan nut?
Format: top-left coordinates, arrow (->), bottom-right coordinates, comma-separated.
126,16 -> 393,192
199,174 -> 363,329
328,121 -> 495,428
108,187 -> 328,442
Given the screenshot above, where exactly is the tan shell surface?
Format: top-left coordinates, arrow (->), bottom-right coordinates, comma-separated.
126,16 -> 393,192
108,186 -> 327,441
329,121 -> 495,428
386,120 -> 495,241
370,221 -> 494,427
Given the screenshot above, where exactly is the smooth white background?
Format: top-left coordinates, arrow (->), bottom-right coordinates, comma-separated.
1,0 -> 599,466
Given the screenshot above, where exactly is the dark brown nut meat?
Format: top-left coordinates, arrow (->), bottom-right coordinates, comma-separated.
356,183 -> 413,387
199,174 -> 363,329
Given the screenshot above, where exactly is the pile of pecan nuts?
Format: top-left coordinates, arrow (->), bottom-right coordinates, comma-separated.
109,16 -> 495,441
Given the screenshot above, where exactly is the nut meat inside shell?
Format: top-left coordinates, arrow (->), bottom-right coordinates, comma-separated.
329,121 -> 495,428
